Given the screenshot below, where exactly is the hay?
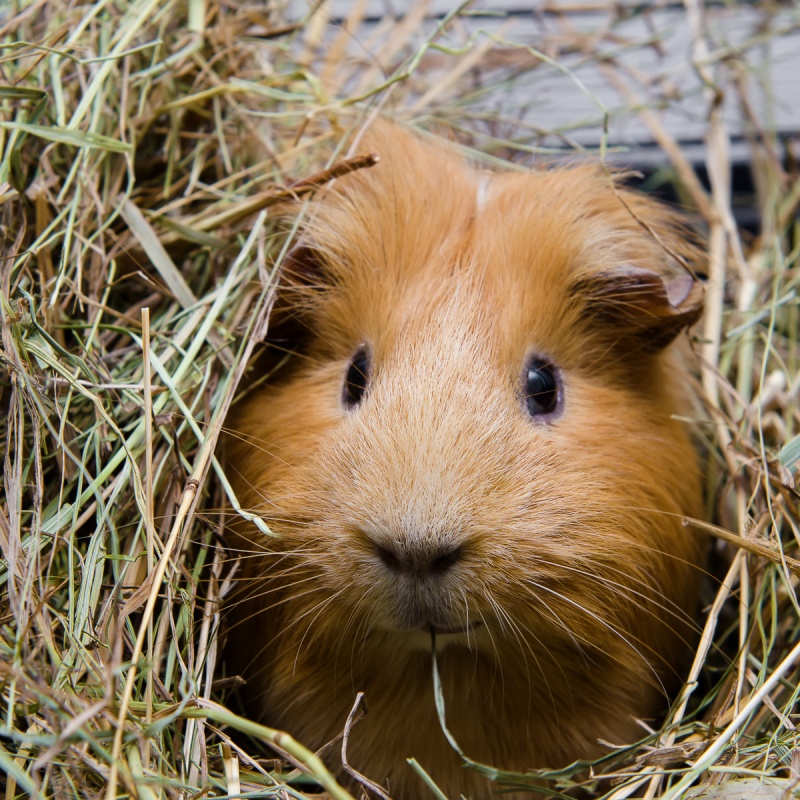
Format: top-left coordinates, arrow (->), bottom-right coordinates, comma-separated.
0,1 -> 797,798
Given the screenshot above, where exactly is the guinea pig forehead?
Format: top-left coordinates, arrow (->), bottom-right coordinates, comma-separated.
469,217 -> 581,347
308,197 -> 476,283
377,286 -> 499,374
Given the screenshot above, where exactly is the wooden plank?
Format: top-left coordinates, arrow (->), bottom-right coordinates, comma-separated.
289,1 -> 800,164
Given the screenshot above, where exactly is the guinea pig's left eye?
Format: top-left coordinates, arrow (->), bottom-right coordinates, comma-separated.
523,358 -> 561,419
343,346 -> 371,410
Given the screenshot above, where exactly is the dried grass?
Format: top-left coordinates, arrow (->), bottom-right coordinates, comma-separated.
0,1 -> 798,798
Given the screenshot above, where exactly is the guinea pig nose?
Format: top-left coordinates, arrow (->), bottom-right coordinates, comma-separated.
373,541 -> 463,576
430,546 -> 463,574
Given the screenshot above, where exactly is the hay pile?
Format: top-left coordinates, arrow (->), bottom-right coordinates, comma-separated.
0,2 -> 797,798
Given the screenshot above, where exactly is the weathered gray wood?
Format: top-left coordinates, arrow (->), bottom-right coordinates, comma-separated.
287,1 -> 800,165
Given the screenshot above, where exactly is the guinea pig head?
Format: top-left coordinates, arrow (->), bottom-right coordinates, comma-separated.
225,124 -> 705,778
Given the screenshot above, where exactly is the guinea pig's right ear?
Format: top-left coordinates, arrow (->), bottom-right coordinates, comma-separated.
574,265 -> 704,351
264,240 -> 327,349
281,241 -> 326,286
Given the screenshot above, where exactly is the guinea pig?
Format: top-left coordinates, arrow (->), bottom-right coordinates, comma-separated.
224,121 -> 705,799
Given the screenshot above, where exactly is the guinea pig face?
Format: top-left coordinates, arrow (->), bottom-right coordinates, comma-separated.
226,124 -> 705,775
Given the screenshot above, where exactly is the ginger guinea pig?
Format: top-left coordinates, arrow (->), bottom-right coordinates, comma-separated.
225,122 -> 705,799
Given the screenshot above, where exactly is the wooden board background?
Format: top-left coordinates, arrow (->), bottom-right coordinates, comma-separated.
287,1 -> 800,170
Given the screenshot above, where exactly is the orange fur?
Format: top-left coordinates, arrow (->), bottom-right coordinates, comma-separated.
224,123 -> 705,799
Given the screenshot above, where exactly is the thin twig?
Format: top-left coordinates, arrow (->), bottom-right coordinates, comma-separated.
341,693 -> 393,800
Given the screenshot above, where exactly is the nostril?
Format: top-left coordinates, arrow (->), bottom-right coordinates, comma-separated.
374,543 -> 402,572
430,545 -> 463,574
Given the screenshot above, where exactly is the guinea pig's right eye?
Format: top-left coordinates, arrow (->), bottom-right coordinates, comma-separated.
343,347 -> 371,410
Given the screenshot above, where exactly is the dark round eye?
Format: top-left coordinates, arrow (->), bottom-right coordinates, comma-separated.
343,347 -> 370,409
523,358 -> 560,418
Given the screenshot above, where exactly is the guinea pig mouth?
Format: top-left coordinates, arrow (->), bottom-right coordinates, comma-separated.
426,620 -> 482,636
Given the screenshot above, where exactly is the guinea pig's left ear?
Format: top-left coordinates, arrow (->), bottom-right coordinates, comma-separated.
574,265 -> 704,350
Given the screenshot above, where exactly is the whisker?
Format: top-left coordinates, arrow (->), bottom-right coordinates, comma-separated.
521,579 -> 668,695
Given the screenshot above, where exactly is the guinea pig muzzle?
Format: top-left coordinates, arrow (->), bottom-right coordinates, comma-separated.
380,572 -> 476,634
368,537 -> 476,633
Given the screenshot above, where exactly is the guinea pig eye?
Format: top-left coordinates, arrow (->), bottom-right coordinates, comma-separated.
343,347 -> 371,410
523,358 -> 560,419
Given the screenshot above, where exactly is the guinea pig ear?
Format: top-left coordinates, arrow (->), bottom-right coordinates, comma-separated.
264,240 -> 328,347
574,265 -> 704,350
281,241 -> 326,285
